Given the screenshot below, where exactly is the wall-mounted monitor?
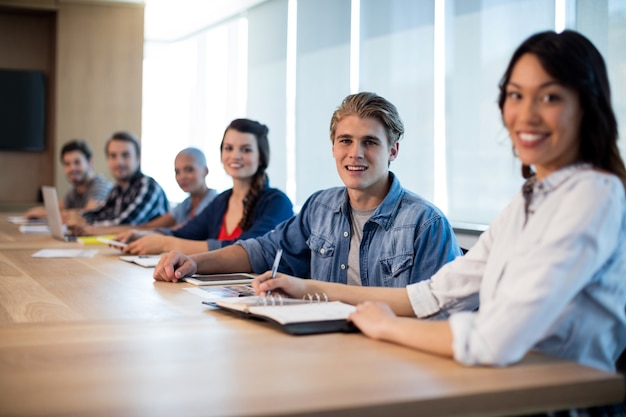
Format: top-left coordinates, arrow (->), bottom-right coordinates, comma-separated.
0,69 -> 46,151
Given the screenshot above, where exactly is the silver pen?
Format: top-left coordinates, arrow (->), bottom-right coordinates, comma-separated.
266,248 -> 283,296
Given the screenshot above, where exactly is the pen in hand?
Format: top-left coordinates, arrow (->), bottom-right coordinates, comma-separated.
266,248 -> 283,297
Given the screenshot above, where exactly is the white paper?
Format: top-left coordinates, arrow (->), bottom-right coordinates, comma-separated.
32,249 -> 98,258
19,225 -> 50,234
119,255 -> 160,267
8,216 -> 47,225
184,285 -> 255,300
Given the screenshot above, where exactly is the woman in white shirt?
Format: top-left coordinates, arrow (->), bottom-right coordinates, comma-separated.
250,30 -> 626,375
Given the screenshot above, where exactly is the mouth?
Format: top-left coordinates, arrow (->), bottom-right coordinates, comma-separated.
346,165 -> 366,172
228,163 -> 243,169
517,132 -> 549,146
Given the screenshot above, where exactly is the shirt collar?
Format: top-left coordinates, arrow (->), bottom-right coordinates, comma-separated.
339,172 -> 404,230
526,162 -> 593,194
521,163 -> 592,224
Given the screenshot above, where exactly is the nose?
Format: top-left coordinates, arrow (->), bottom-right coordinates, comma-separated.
519,97 -> 541,124
231,149 -> 242,159
348,142 -> 364,159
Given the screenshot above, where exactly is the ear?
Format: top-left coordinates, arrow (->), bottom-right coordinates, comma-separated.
388,141 -> 399,162
203,167 -> 209,177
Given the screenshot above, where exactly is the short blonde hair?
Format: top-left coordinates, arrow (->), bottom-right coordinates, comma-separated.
329,92 -> 404,147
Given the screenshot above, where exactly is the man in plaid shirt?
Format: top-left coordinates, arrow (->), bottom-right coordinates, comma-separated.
81,131 -> 169,227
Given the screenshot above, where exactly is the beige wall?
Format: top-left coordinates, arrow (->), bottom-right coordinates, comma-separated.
0,0 -> 144,209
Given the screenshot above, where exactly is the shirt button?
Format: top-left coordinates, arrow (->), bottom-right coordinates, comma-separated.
343,231 -> 349,237
320,248 -> 325,254
341,264 -> 346,270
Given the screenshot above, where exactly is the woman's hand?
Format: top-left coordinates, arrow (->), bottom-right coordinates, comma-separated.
125,235 -> 170,255
349,301 -> 397,340
115,229 -> 149,244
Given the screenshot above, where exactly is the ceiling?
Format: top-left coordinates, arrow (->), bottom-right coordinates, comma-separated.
143,0 -> 268,42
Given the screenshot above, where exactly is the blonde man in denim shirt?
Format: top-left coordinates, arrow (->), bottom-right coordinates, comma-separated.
154,92 -> 462,288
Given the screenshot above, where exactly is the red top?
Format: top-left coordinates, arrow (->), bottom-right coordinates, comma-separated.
217,216 -> 242,241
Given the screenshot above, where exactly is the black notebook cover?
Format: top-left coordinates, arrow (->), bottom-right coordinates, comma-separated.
203,297 -> 359,336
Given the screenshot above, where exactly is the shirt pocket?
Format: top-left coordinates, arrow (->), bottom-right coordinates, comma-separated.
379,254 -> 413,278
306,234 -> 336,281
306,234 -> 335,258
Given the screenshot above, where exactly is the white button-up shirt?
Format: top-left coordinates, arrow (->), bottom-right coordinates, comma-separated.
407,164 -> 626,372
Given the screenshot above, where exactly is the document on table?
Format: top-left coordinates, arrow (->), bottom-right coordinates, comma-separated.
184,284 -> 256,300
120,255 -> 161,268
19,225 -> 50,234
32,249 -> 99,258
8,216 -> 47,225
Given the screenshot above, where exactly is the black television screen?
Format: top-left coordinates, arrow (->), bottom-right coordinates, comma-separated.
0,69 -> 46,151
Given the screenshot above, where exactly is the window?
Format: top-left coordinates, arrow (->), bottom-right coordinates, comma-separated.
142,0 -> 626,226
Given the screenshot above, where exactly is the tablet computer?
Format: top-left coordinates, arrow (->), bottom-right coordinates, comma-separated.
184,273 -> 255,286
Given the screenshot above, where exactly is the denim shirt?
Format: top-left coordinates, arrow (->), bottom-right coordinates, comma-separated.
239,172 -> 462,287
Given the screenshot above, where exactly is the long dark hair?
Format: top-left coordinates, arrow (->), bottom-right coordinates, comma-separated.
221,118 -> 270,230
498,30 -> 626,190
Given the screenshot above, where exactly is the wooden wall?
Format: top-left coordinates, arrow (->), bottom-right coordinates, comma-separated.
0,6 -> 56,207
0,0 -> 144,209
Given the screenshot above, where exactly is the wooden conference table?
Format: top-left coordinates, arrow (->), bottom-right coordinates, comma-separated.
0,215 -> 623,417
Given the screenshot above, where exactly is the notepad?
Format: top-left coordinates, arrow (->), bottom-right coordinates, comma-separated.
77,235 -> 118,246
205,296 -> 358,335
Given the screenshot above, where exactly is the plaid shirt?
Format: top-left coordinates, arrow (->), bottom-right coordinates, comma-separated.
82,170 -> 169,226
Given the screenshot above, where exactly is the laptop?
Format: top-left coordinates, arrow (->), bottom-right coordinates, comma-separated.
41,186 -> 76,241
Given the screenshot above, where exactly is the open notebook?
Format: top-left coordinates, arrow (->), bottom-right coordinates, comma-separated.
204,295 -> 358,335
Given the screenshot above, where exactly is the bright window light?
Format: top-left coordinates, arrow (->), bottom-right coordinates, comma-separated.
350,0 -> 360,93
286,0 -> 298,202
433,0 -> 447,214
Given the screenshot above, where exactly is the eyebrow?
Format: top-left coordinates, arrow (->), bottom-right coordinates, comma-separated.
507,80 -> 562,89
336,134 -> 381,142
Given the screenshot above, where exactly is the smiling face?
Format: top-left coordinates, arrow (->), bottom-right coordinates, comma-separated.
106,139 -> 140,184
62,150 -> 92,186
220,129 -> 260,182
175,153 -> 208,194
332,115 -> 398,208
503,53 -> 583,180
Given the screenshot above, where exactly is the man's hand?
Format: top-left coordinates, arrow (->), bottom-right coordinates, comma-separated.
153,251 -> 198,282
